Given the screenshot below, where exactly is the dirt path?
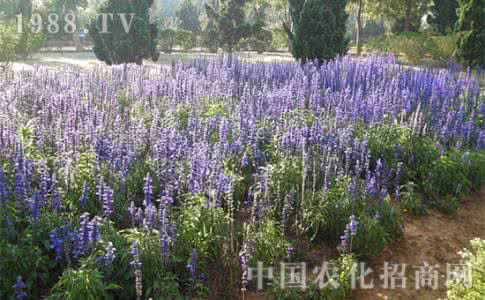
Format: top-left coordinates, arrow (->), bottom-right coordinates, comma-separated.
351,190 -> 485,300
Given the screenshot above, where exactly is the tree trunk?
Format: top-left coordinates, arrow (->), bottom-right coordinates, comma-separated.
404,2 -> 412,32
356,0 -> 363,56
72,6 -> 84,52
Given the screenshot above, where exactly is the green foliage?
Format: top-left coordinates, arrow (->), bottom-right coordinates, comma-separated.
0,212 -> 68,299
364,124 -> 411,167
120,229 -> 183,299
251,29 -> 272,54
434,194 -> 460,215
159,28 -> 177,53
0,21 -> 18,67
89,0 -> 160,65
369,197 -> 403,242
365,33 -> 458,66
287,0 -> 348,63
176,0 -> 201,33
201,19 -> 218,53
303,178 -> 353,242
352,216 -> 387,259
271,29 -> 288,50
175,30 -> 196,51
399,182 -> 428,215
426,0 -> 459,34
176,194 -> 229,260
464,151 -> 485,191
250,217 -> 289,265
365,0 -> 430,33
204,0 -> 252,52
353,197 -> 403,258
426,151 -> 471,197
455,0 -> 485,67
240,2 -> 272,53
447,238 -> 485,299
47,266 -> 120,300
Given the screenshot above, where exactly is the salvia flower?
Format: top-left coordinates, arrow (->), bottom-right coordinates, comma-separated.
143,203 -> 156,232
187,248 -> 198,282
30,192 -> 40,223
79,181 -> 88,209
78,212 -> 91,253
97,241 -> 116,267
128,201 -> 137,226
130,241 -> 143,269
239,242 -> 250,293
12,276 -> 26,300
49,229 -> 64,260
340,215 -> 359,253
143,174 -> 152,208
102,185 -> 114,217
130,241 -> 143,299
287,246 -> 295,257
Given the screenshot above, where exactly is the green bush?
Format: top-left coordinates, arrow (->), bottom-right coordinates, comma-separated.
303,178 -> 353,242
159,28 -> 177,53
15,26 -> 45,60
176,30 -> 196,51
0,21 -> 18,68
426,151 -> 470,197
429,34 -> 459,65
455,0 -> 485,67
399,182 -> 428,216
120,229 -> 183,299
47,266 -> 119,300
250,217 -> 289,265
434,195 -> 460,215
0,211 -> 68,299
239,28 -> 273,54
448,238 -> 485,299
271,29 -> 288,50
365,33 -> 457,66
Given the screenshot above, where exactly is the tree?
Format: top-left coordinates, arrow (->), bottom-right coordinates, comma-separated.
204,0 -> 252,53
0,21 -> 18,70
349,0 -> 365,55
285,0 -> 349,63
455,0 -> 485,67
239,1 -> 272,53
51,0 -> 88,51
176,0 -> 201,33
366,0 -> 430,33
160,28 -> 176,53
426,0 -> 458,34
89,0 -> 159,65
201,18 -> 218,52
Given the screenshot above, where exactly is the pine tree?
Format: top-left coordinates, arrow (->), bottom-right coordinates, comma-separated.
455,0 -> 485,67
89,0 -> 159,65
204,0 -> 252,53
176,0 -> 201,33
286,0 -> 349,63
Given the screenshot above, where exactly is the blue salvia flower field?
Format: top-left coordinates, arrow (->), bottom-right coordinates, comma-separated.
0,55 -> 484,299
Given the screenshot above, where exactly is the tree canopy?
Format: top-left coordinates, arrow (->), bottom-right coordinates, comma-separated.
286,0 -> 349,63
89,0 -> 159,65
455,0 -> 485,67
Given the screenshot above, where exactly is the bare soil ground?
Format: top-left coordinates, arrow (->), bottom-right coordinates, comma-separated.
351,189 -> 485,300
